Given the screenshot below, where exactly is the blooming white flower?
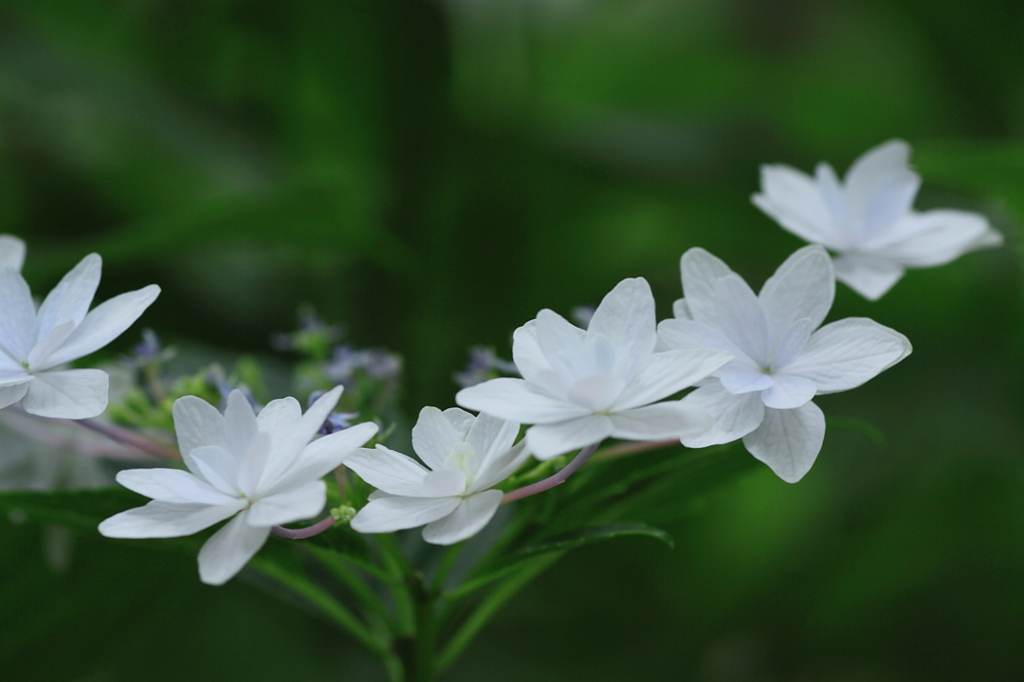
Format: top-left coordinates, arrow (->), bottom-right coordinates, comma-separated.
659,245 -> 911,483
0,244 -> 160,419
347,407 -> 531,545
456,277 -> 734,459
752,140 -> 1002,300
99,387 -> 378,585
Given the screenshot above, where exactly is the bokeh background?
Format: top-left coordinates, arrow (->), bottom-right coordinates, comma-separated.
2,0 -> 1023,680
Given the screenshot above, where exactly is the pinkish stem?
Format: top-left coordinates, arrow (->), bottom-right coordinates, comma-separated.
502,441 -> 600,504
271,516 -> 336,539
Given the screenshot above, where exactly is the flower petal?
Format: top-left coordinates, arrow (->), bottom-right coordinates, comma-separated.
587,277 -> 656,378
20,369 -> 108,419
255,395 -> 302,448
0,235 -> 26,271
525,414 -> 613,460
248,480 -> 326,526
860,171 -> 920,242
258,386 -> 343,487
608,401 -> 713,441
265,421 -> 379,494
412,406 -> 462,470
197,509 -> 271,585
718,366 -> 775,394
760,374 -> 817,409
173,395 -> 228,457
115,467 -> 239,506
471,441 -> 532,492
752,164 -> 841,248
832,254 -> 905,300
534,309 -> 587,379
679,248 -> 737,325
0,379 -> 31,410
679,382 -> 765,448
615,348 -> 734,411
742,402 -> 825,483
224,389 -> 258,458
715,275 -> 770,362
843,140 -> 911,222
98,499 -> 244,538
186,444 -> 241,495
344,445 -> 431,496
456,378 -> 591,425
35,253 -> 101,342
784,318 -> 911,393
758,245 -> 834,342
42,285 -> 161,368
0,268 -> 38,362
422,490 -> 504,545
871,209 -> 1002,267
422,469 -> 467,497
464,412 -> 520,478
773,318 -> 814,369
350,494 -> 462,534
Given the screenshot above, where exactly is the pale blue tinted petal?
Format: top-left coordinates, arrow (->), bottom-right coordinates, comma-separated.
35,253 -> 101,341
345,445 -> 431,496
680,382 -> 764,448
615,348 -> 734,411
718,367 -> 774,395
843,140 -> 911,221
422,490 -> 503,545
680,248 -> 735,325
832,254 -> 904,300
456,378 -> 591,424
0,235 -> 26,270
758,245 -> 833,342
587,277 -> 656,378
871,210 -> 1000,267
608,401 -> 713,441
752,165 -> 840,248
115,468 -> 239,506
0,380 -> 30,410
742,402 -> 825,483
0,268 -> 38,362
861,171 -> 920,242
760,374 -> 817,409
27,320 -> 75,370
21,369 -> 108,419
784,318 -> 911,393
248,480 -> 326,526
350,494 -> 461,534
197,509 -> 271,585
773,318 -> 814,369
525,415 -> 613,460
98,499 -> 244,538
173,395 -> 228,457
715,275 -> 769,363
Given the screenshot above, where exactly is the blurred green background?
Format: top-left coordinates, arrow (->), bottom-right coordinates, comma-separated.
2,0 -> 1023,680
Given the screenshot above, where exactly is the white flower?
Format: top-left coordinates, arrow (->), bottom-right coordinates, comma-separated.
456,277 -> 733,459
99,387 -> 378,585
659,245 -> 911,483
0,247 -> 160,419
347,407 -> 531,545
752,140 -> 1002,300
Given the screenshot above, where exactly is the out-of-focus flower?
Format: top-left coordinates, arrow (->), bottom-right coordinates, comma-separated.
453,346 -> 519,389
456,278 -> 732,460
0,245 -> 160,419
99,387 -> 377,585
347,407 -> 531,545
659,245 -> 911,482
325,346 -> 402,386
752,140 -> 1002,300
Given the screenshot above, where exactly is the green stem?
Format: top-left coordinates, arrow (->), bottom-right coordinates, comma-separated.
430,542 -> 464,595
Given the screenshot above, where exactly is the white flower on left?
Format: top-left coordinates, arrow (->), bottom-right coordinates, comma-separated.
0,236 -> 160,419
347,407 -> 531,545
99,387 -> 378,585
752,140 -> 1002,300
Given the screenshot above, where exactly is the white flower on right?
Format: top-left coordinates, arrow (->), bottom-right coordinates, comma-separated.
347,407 -> 531,545
752,140 -> 1002,300
659,245 -> 911,483
0,240 -> 160,419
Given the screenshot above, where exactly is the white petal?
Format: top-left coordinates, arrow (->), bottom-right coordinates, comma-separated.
255,395 -> 302,447
718,366 -> 774,394
0,379 -> 30,410
615,348 -> 734,411
197,509 -> 271,585
266,421 -> 378,494
587,277 -> 656,377
680,382 -> 765,448
173,395 -> 228,457
672,297 -> 692,320
350,494 -> 461,534
0,268 -> 38,362
742,402 -> 825,483
223,390 -> 258,457
784,318 -> 912,393
525,414 -> 613,460
115,468 -> 239,506
344,445 -> 431,496
35,253 -> 101,341
512,320 -> 557,389
860,171 -> 920,242
422,490 -> 503,545
464,412 -> 520,477
412,406 -> 462,470
608,401 -> 713,441
534,309 -> 587,379
0,235 -> 26,270
471,441 -> 532,493
237,431 -> 272,498
186,445 -> 241,495
422,469 -> 467,497
443,407 -> 476,439
567,373 -> 625,412
258,386 -> 343,487
248,480 -> 326,526
679,248 -> 736,325
760,374 -> 817,409
843,140 -> 912,219
871,209 -> 1001,267
715,275 -> 770,362
42,285 -> 161,367
27,320 -> 75,370
456,378 -> 591,424
773,318 -> 814,369
752,165 -> 841,248
21,369 -> 108,419
758,245 -> 834,342
657,318 -> 734,353
98,499 -> 244,538
832,254 -> 905,300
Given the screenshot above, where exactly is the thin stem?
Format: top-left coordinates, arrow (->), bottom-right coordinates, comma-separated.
71,418 -> 181,460
430,543 -> 464,595
271,516 -> 336,539
502,441 -> 600,504
591,438 -> 677,461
